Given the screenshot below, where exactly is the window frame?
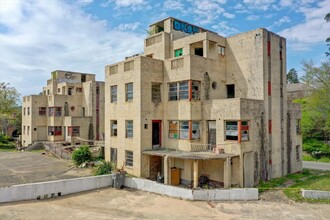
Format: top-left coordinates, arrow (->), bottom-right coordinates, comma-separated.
125,83 -> 133,102
168,120 -> 201,140
126,120 -> 133,138
152,83 -> 161,104
111,120 -> 118,136
225,121 -> 238,141
39,107 -> 47,116
111,85 -> 117,103
125,150 -> 133,167
174,48 -> 183,57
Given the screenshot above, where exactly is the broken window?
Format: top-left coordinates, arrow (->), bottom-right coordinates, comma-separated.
152,83 -> 161,104
96,87 -> 100,94
227,84 -> 235,98
68,87 -> 73,95
68,126 -> 80,136
125,150 -> 133,167
126,83 -> 133,102
48,107 -> 55,116
39,107 -> 46,116
180,121 -> 189,139
296,119 -> 301,135
55,126 -> 62,136
169,121 -> 179,139
174,48 -> 183,57
81,74 -> 86,82
126,120 -> 133,138
225,121 -> 238,140
169,83 -> 178,101
48,126 -> 54,136
55,107 -> 62,117
241,121 -> 249,141
218,46 -> 225,55
111,85 -> 117,103
111,120 -> 117,136
192,121 -> 200,139
195,48 -> 203,56
192,81 -> 200,100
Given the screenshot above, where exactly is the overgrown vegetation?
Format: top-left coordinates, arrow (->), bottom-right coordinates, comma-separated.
258,169 -> 330,203
303,154 -> 330,163
93,161 -> 114,176
72,145 -> 92,165
0,133 -> 15,150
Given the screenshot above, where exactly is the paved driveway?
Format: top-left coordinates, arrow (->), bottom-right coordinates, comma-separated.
0,151 -> 91,187
303,161 -> 330,171
0,188 -> 329,220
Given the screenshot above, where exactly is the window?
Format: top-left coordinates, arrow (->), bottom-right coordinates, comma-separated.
296,145 -> 300,160
48,126 -> 54,136
81,74 -> 86,82
169,121 -> 179,139
55,126 -> 62,136
124,61 -> 134,72
180,121 -> 189,139
169,120 -> 200,139
111,85 -> 117,103
218,46 -> 225,55
126,83 -> 133,102
241,121 -> 249,141
195,48 -> 203,56
179,81 -> 189,100
23,126 -> 25,135
126,120 -> 133,138
68,126 -> 80,137
192,81 -> 200,100
227,84 -> 235,98
23,108 -> 26,116
125,150 -> 133,167
49,107 -> 55,116
109,65 -> 118,75
174,48 -> 183,57
58,88 -> 60,93
169,83 -> 178,101
192,121 -> 200,139
39,107 -> 46,116
225,121 -> 238,140
76,87 -> 82,93
152,83 -> 161,104
27,126 -> 30,135
96,87 -> 100,94
111,120 -> 117,136
296,119 -> 301,135
111,148 -> 117,165
55,107 -> 62,117
48,126 -> 62,136
27,107 -> 30,115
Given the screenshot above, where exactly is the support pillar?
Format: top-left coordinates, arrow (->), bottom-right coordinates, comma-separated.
224,157 -> 232,189
203,40 -> 209,58
164,156 -> 169,185
193,159 -> 198,188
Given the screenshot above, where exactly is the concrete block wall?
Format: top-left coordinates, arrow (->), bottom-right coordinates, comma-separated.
301,190 -> 330,200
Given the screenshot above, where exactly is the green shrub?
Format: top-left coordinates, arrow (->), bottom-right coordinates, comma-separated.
0,134 -> 10,144
94,161 -> 114,176
0,143 -> 15,149
72,146 -> 92,165
303,139 -> 330,159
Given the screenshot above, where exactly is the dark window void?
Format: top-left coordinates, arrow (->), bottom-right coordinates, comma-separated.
195,48 -> 203,56
227,84 -> 235,98
81,74 -> 86,82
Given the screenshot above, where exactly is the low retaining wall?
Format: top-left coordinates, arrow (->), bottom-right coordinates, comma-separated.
124,177 -> 258,201
0,175 -> 113,203
301,190 -> 330,199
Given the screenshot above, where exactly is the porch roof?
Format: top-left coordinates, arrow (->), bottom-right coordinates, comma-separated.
142,148 -> 238,160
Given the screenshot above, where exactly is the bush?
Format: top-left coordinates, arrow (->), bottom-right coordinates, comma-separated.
0,143 -> 15,149
94,161 -> 114,176
303,139 -> 330,159
0,134 -> 10,144
72,146 -> 92,165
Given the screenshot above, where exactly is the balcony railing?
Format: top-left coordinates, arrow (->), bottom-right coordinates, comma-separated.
190,142 -> 239,154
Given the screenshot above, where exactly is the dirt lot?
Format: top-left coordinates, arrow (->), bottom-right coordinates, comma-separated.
0,151 -> 92,187
0,187 -> 329,220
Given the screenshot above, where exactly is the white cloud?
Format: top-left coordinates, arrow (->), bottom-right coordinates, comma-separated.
268,16 -> 291,29
278,0 -> 330,51
101,0 -> 149,10
0,0 -> 144,96
212,21 -> 239,37
243,0 -> 275,10
77,0 -> 94,5
116,22 -> 140,31
246,15 -> 260,21
188,0 -> 226,25
223,12 -> 235,19
163,0 -> 184,11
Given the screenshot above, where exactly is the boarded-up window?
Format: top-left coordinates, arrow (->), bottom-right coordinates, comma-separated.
124,61 -> 134,72
169,121 -> 179,139
146,34 -> 162,46
171,58 -> 184,69
152,83 -> 161,104
109,65 -> 118,75
174,48 -> 183,57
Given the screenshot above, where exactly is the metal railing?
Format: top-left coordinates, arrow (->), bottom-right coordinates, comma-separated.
190,142 -> 239,154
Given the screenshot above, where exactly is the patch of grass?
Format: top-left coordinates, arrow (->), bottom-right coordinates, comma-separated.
258,169 -> 330,203
303,154 -> 330,163
0,148 -> 17,152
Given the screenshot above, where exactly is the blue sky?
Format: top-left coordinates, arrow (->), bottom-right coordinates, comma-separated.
0,0 -> 329,96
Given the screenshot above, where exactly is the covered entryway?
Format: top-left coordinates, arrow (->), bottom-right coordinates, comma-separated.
152,120 -> 161,149
149,156 -> 163,181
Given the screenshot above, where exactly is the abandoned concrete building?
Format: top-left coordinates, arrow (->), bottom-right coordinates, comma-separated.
21,70 -> 105,147
104,17 -> 302,188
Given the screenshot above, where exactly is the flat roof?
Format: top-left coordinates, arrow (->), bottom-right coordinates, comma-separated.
143,148 -> 238,160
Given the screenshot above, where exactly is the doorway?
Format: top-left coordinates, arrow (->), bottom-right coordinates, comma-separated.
150,156 -> 163,181
208,121 -> 216,149
152,120 -> 161,149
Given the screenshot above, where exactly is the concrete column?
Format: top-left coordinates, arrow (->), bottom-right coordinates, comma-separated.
224,157 -> 232,189
164,156 -> 169,185
193,159 -> 198,188
203,40 -> 209,58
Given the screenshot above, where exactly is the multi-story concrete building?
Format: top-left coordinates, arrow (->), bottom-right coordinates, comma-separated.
22,70 -> 104,147
104,17 -> 302,188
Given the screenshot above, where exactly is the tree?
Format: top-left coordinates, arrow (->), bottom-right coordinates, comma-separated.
325,13 -> 330,57
0,82 -> 21,135
286,68 -> 300,84
298,60 -> 330,141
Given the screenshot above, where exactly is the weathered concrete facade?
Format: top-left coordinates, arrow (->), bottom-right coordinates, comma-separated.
104,17 -> 302,188
22,71 -> 104,147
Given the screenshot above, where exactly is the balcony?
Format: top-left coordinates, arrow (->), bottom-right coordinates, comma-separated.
189,142 -> 240,155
